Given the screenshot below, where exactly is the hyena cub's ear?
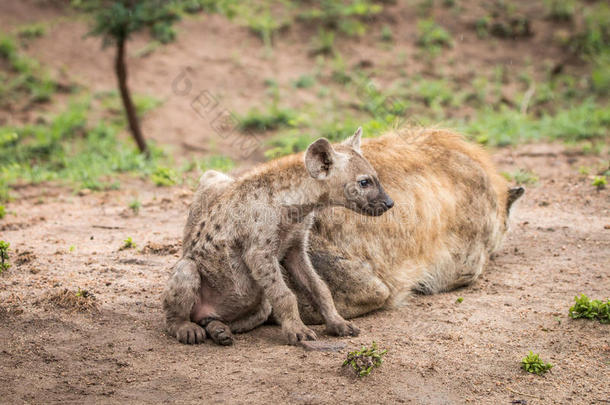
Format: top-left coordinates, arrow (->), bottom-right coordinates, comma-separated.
305,138 -> 338,180
507,186 -> 525,214
342,126 -> 362,153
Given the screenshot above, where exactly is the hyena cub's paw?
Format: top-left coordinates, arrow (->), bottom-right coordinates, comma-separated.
205,320 -> 234,346
326,319 -> 360,337
283,322 -> 317,345
175,322 -> 207,344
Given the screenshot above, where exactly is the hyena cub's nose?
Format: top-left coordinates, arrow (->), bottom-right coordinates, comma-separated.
384,198 -> 394,209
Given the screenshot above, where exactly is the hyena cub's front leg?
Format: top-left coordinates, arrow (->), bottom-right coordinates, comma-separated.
162,258 -> 207,344
243,250 -> 317,345
284,244 -> 360,337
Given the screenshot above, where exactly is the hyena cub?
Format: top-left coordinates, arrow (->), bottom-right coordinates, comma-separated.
163,128 -> 394,345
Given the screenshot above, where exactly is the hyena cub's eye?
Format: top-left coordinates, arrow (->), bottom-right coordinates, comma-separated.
359,179 -> 371,188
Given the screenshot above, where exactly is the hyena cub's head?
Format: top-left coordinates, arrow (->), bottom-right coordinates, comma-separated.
304,127 -> 394,216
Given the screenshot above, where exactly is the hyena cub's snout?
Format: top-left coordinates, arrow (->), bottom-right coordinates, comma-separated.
344,179 -> 394,217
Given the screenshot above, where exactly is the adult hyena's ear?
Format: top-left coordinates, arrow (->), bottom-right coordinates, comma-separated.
305,138 -> 337,180
342,126 -> 362,153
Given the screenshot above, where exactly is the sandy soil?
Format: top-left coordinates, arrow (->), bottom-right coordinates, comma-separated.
1,1 -> 608,403
1,143 -> 608,404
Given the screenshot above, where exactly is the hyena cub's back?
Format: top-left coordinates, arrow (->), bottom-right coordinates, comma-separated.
306,128 -> 521,314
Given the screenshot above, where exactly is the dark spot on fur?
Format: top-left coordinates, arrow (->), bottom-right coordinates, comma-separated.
265,238 -> 271,244
205,234 -> 213,242
213,244 -> 220,251
196,231 -> 201,238
254,193 -> 259,200
214,224 -> 221,231
264,254 -> 269,259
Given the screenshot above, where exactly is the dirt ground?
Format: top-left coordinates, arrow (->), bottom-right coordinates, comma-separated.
1,143 -> 608,404
1,0 -> 609,403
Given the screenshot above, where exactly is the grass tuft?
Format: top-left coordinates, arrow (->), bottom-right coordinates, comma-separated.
521,351 -> 553,375
569,294 -> 610,324
121,237 -> 136,250
0,240 -> 10,273
343,341 -> 387,377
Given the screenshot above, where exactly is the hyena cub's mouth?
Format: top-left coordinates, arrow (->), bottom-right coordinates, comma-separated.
359,200 -> 394,217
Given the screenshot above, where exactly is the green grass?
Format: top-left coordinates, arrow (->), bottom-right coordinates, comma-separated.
0,240 -> 10,273
199,155 -> 235,172
567,3 -> 610,58
416,19 -> 452,53
544,0 -> 575,21
310,28 -> 335,56
0,34 -> 56,104
239,106 -> 297,132
0,205 -> 5,219
381,25 -> 393,42
592,176 -> 607,190
458,101 -> 610,146
343,342 -> 387,377
129,199 -> 141,215
502,169 -> 538,185
151,167 -> 178,186
521,352 -> 553,375
16,23 -> 47,39
121,237 -> 136,250
292,74 -> 316,89
297,0 -> 383,37
0,97 -> 164,201
569,294 -> 610,324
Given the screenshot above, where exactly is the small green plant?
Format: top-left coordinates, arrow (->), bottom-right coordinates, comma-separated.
239,106 -> 296,132
310,28 -> 335,56
343,341 -> 387,377
16,23 -> 47,39
456,297 -> 464,303
416,19 -> 453,53
75,288 -> 93,298
121,237 -> 136,250
292,74 -> 316,89
569,294 -> 610,324
381,25 -> 393,42
0,34 -> 56,104
151,167 -> 177,186
200,155 -> 235,173
502,169 -> 538,185
521,351 -> 553,375
592,176 -> 607,190
69,245 -> 75,252
0,240 -> 10,273
0,205 -> 5,219
544,0 -> 575,21
129,199 -> 141,214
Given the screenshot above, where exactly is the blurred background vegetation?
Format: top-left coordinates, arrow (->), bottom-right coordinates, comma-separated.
0,0 -> 608,202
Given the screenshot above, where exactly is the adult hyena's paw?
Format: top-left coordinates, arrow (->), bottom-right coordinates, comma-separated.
326,319 -> 360,337
174,322 -> 206,344
205,320 -> 234,346
283,322 -> 317,345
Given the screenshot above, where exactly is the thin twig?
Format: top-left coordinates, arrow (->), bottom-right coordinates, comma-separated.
506,386 -> 544,400
92,225 -> 124,230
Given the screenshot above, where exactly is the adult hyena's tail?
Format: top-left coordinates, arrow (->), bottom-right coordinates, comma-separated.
506,186 -> 525,216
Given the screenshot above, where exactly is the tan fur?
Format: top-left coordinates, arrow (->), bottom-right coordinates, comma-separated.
163,130 -> 394,345
166,127 -> 521,340
299,127 -> 516,323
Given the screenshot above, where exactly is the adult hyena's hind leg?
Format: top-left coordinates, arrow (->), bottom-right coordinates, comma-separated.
291,251 -> 390,325
162,258 -> 206,344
